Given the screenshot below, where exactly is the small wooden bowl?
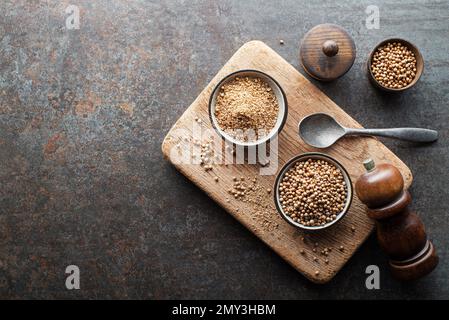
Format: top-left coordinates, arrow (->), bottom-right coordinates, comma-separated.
367,38 -> 424,93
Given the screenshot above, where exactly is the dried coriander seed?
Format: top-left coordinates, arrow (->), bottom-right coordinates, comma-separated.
371,41 -> 417,89
278,158 -> 348,227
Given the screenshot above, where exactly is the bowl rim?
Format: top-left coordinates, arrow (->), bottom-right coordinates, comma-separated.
208,69 -> 288,147
273,152 -> 353,231
367,37 -> 424,92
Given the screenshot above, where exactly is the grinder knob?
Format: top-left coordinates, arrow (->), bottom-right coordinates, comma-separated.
355,159 -> 404,208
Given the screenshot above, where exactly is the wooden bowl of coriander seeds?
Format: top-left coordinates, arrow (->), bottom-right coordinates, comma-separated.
368,38 -> 424,92
208,69 -> 288,147
274,153 -> 353,231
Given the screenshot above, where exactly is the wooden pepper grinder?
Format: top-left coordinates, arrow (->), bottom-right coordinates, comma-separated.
355,159 -> 438,281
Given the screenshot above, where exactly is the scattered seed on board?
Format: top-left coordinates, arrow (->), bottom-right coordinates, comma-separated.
214,177 -> 219,182
199,140 -> 217,172
315,270 -> 320,276
339,246 -> 344,251
300,249 -> 305,255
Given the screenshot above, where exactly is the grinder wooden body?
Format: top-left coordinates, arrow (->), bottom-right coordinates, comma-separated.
355,159 -> 438,281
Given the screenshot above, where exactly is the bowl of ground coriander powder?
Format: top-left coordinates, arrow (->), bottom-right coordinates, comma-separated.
208,70 -> 287,147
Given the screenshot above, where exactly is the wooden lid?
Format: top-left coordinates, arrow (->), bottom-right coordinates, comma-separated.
300,24 -> 356,81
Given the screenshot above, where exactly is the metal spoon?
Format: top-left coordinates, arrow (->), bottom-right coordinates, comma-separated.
299,113 -> 438,149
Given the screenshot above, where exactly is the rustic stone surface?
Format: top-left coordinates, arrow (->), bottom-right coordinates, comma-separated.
0,0 -> 448,299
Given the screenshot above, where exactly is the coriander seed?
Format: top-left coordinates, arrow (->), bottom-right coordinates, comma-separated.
371,41 -> 418,89
278,158 -> 348,227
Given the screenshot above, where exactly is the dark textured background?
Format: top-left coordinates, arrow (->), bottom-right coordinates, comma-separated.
0,0 -> 448,299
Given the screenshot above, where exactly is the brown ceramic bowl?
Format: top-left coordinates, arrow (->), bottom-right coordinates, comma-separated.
273,152 -> 353,231
367,38 -> 423,93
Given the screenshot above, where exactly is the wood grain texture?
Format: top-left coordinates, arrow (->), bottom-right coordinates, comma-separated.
300,24 -> 356,81
161,41 -> 412,283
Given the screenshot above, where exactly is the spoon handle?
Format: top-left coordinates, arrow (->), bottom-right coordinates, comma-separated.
345,128 -> 438,143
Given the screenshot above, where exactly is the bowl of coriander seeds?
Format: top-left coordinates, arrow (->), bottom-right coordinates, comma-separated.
208,70 -> 288,147
274,153 -> 353,231
368,38 -> 424,92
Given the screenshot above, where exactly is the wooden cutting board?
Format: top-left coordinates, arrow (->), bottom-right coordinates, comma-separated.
161,41 -> 412,283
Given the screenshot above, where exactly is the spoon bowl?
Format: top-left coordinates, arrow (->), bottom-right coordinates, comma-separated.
299,113 -> 345,148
